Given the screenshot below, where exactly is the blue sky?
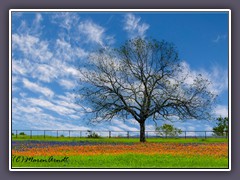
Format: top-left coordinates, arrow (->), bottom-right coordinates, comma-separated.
11,11 -> 229,134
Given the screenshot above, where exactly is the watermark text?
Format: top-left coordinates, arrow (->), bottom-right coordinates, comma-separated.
12,156 -> 69,163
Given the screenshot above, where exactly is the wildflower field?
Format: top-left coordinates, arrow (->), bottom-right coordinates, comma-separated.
11,138 -> 228,168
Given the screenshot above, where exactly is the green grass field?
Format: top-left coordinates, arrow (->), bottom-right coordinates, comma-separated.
11,137 -> 229,169
12,154 -> 228,168
12,135 -> 228,143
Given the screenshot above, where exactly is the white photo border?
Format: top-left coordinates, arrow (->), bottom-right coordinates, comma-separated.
9,9 -> 231,171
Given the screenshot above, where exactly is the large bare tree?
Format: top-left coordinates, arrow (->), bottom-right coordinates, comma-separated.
76,38 -> 216,142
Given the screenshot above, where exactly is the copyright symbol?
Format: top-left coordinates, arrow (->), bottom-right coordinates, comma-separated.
15,156 -> 23,162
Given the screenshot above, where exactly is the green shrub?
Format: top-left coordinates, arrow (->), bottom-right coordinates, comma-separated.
155,124 -> 182,137
87,132 -> 100,138
19,132 -> 26,135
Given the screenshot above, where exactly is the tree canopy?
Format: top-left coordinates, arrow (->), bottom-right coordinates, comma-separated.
76,37 -> 217,142
213,117 -> 228,136
155,124 -> 182,137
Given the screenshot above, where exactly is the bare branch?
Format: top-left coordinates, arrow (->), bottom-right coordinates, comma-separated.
75,37 -> 217,142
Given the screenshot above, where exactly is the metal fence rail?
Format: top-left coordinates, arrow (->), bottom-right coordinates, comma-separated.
11,130 -> 229,139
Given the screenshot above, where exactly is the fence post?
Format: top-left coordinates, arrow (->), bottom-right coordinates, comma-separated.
69,130 -> 70,138
80,131 -> 82,138
30,130 -> 32,139
44,130 -> 45,139
185,131 -> 186,139
16,130 -> 18,139
146,131 -> 148,139
57,130 -> 58,138
205,131 -> 207,139
127,131 -> 129,139
109,131 -> 111,138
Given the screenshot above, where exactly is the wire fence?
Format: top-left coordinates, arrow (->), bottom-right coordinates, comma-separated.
11,130 -> 229,139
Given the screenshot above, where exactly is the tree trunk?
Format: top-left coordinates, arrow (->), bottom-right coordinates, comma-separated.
139,121 -> 146,142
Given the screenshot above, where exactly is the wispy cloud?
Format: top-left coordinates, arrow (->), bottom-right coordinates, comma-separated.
11,12 -> 228,132
17,13 -> 43,36
12,12 -> 23,18
22,78 -> 54,97
58,79 -> 76,90
204,124 -> 213,131
32,63 -> 59,83
213,105 -> 228,117
178,61 -> 228,95
12,34 -> 53,62
27,98 -> 75,116
52,12 -> 80,31
112,119 -> 139,131
123,14 -> 149,38
12,35 -> 85,83
17,106 -> 43,114
213,34 -> 227,43
209,65 -> 228,94
78,20 -> 115,47
12,59 -> 27,75
78,20 -> 105,46
55,39 -> 88,61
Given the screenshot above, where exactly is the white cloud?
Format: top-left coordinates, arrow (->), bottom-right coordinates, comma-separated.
78,20 -> 105,46
108,126 -> 125,131
16,13 -> 43,36
53,98 -> 80,111
213,34 -> 227,43
128,119 -> 139,126
61,64 -> 80,77
32,64 -> 58,82
12,34 -> 86,87
58,79 -> 76,90
31,58 -> 81,83
32,13 -> 43,35
35,13 -> 43,24
145,124 -> 155,131
55,39 -> 74,61
12,60 -> 27,75
75,47 -> 89,58
178,61 -> 228,95
27,98 -> 75,116
55,39 -> 88,61
17,106 -> 43,114
12,12 -> 23,18
51,122 -> 89,131
12,76 -> 19,85
112,119 -> 139,131
213,105 -> 228,117
187,126 -> 196,131
204,124 -> 213,131
12,108 -> 88,131
69,115 -> 80,120
52,12 -> 80,31
16,20 -> 29,35
123,14 -> 149,38
12,34 -> 53,63
22,78 -> 54,97
57,92 -> 76,102
12,93 -> 86,131
209,66 -> 228,94
186,126 -> 196,136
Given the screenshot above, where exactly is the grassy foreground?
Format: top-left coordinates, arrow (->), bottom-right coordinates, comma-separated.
12,136 -> 228,143
12,154 -> 228,168
11,137 -> 229,168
